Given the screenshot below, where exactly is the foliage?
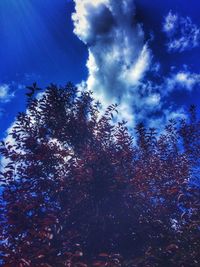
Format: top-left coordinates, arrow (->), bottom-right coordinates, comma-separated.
0,83 -> 200,266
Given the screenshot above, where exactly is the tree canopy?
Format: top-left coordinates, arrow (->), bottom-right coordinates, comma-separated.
0,83 -> 200,266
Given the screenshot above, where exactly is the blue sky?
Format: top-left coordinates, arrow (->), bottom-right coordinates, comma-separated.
0,0 -> 200,138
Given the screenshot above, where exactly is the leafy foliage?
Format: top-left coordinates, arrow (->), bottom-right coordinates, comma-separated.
0,83 -> 199,266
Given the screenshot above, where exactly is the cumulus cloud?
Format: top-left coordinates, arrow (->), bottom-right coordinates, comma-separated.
164,70 -> 200,93
0,84 -> 15,103
72,0 -> 152,125
173,71 -> 200,90
140,69 -> 200,102
71,1 -> 199,129
163,11 -> 178,34
163,11 -> 200,52
132,68 -> 200,126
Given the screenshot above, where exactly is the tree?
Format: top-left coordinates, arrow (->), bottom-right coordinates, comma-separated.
0,83 -> 199,266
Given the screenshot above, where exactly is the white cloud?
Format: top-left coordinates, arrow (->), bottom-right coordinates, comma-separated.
175,71 -> 200,90
72,0 -> 152,125
73,0 -> 197,128
163,11 -> 178,34
122,44 -> 151,86
73,1 -> 193,129
164,70 -> 200,93
129,68 -> 199,127
0,122 -> 16,173
145,93 -> 161,106
163,107 -> 186,125
0,84 -> 15,103
163,11 -> 200,52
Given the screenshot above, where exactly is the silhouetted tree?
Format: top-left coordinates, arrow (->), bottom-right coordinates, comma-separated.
0,83 -> 199,266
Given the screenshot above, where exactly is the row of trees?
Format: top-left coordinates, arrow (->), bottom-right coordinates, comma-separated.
0,83 -> 199,266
